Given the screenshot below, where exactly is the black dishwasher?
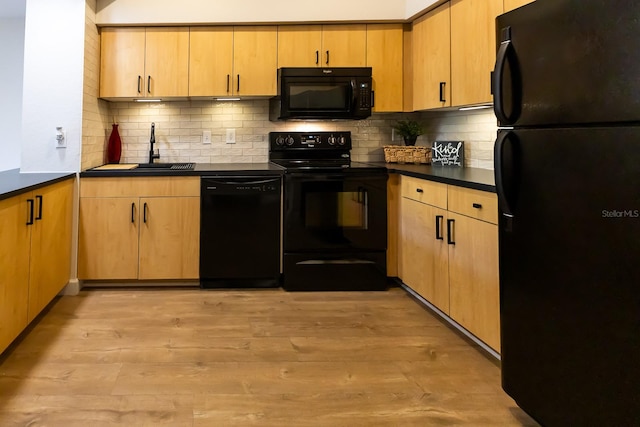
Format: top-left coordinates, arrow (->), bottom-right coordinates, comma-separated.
200,176 -> 281,288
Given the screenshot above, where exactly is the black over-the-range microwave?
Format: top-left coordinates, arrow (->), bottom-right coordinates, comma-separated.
269,67 -> 373,121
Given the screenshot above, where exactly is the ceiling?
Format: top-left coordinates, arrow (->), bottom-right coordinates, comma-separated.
0,0 -> 25,18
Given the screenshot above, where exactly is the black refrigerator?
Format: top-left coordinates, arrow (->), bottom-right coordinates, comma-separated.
493,1 -> 640,426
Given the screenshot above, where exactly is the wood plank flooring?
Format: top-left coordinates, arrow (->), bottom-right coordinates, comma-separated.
0,287 -> 539,426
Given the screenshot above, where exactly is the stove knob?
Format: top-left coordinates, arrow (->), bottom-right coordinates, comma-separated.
286,136 -> 295,146
275,136 -> 285,146
338,136 -> 346,145
328,136 -> 336,145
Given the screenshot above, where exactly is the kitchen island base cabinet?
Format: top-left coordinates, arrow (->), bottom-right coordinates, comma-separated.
0,178 -> 74,354
78,177 -> 200,281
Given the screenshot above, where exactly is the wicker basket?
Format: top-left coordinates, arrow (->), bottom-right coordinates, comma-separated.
383,145 -> 432,164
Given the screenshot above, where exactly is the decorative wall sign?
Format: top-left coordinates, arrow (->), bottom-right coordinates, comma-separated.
432,140 -> 464,166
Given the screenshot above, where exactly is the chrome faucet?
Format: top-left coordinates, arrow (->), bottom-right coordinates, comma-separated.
149,122 -> 160,163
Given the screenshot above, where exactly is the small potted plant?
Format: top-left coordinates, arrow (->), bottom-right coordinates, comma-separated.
392,120 -> 424,146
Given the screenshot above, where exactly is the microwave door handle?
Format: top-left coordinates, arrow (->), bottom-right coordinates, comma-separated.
351,80 -> 357,109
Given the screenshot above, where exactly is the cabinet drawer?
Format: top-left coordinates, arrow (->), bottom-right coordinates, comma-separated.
400,176 -> 447,208
447,186 -> 498,224
80,177 -> 200,198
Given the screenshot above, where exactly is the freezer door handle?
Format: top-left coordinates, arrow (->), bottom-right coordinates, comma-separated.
495,131 -> 515,219
493,31 -> 521,125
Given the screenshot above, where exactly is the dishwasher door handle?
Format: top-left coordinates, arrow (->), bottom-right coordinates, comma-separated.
203,177 -> 281,186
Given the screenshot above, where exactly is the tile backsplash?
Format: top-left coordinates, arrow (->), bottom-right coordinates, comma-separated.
105,100 -> 498,169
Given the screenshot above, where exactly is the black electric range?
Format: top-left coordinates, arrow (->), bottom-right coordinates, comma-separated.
269,131 -> 388,291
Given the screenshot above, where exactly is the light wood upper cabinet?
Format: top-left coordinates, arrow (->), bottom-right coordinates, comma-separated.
277,26 -> 323,67
0,194 -> 32,354
413,3 -> 451,110
233,26 -> 278,96
189,26 -> 276,97
450,0 -> 504,106
145,28 -> 189,97
366,24 -> 404,113
189,27 -> 234,97
277,24 -> 366,68
78,177 -> 200,281
321,25 -> 367,67
0,178 -> 74,354
100,27 -> 189,98
100,28 -> 145,98
504,0 -> 535,12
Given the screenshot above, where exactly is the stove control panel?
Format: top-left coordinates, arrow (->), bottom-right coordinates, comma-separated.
269,131 -> 352,150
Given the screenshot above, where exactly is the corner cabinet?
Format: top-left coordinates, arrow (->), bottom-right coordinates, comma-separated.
0,178 -> 74,354
100,27 -> 189,99
78,177 -> 200,281
398,175 -> 500,352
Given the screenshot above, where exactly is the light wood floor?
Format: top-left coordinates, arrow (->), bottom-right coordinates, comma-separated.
0,287 -> 538,426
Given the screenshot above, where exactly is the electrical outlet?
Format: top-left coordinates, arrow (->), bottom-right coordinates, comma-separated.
391,129 -> 396,142
203,130 -> 211,144
55,127 -> 66,148
226,128 -> 236,144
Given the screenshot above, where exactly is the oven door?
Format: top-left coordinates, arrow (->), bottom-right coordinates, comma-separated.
284,172 -> 387,252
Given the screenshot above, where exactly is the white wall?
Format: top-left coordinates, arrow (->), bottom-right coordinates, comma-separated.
95,0 -> 440,24
406,0 -> 441,19
0,17 -> 25,172
21,0 -> 85,172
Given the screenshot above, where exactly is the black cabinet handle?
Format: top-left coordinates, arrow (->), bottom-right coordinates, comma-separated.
147,76 -> 151,94
439,81 -> 446,103
35,195 -> 43,220
315,50 -> 319,65
447,219 -> 455,245
435,215 -> 444,240
472,203 -> 482,209
131,203 -> 135,224
416,188 -> 424,193
326,50 -> 330,65
143,202 -> 148,223
226,74 -> 230,93
137,75 -> 142,93
371,90 -> 375,108
26,199 -> 34,225
237,74 -> 240,93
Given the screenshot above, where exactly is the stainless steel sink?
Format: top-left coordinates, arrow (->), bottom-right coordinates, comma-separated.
136,163 -> 195,170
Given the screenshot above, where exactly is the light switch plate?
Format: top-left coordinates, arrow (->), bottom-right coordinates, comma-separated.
226,128 -> 236,144
203,130 -> 211,144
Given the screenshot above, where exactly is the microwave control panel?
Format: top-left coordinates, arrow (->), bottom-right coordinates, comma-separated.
358,82 -> 372,109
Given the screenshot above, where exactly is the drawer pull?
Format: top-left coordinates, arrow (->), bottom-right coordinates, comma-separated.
472,203 -> 482,209
416,188 -> 424,193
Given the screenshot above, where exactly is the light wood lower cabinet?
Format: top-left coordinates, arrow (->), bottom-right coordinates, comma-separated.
398,175 -> 500,352
0,178 -> 74,354
78,177 -> 200,281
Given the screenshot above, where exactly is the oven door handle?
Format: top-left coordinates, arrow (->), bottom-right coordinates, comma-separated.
287,173 -> 380,181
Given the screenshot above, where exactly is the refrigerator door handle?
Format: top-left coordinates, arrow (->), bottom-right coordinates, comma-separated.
493,37 -> 516,124
495,130 -> 515,219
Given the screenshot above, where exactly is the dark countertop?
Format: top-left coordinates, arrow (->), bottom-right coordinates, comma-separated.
370,162 -> 496,192
79,162 -> 495,192
80,163 -> 285,177
0,169 -> 75,201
